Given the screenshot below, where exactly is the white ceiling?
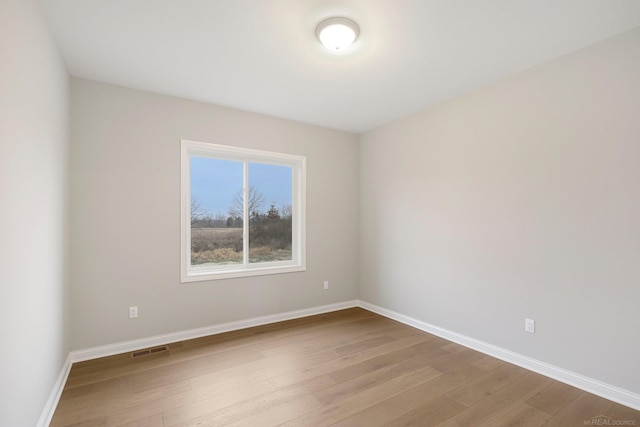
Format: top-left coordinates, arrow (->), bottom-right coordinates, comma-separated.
42,0 -> 640,133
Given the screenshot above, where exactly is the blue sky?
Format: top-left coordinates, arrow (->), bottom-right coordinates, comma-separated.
190,157 -> 292,217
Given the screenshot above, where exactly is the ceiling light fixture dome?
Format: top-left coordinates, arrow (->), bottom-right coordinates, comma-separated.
315,17 -> 360,52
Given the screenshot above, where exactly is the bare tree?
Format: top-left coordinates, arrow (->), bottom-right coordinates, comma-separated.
280,204 -> 292,219
228,186 -> 265,219
191,198 -> 205,225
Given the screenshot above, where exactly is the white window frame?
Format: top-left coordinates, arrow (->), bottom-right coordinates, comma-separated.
181,139 -> 306,282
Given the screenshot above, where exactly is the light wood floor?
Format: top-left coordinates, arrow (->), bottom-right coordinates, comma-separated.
50,308 -> 639,426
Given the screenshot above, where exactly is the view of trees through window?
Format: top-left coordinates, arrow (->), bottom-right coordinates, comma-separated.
190,157 -> 293,266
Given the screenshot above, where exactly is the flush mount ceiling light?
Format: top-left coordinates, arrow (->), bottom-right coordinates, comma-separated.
315,17 -> 360,52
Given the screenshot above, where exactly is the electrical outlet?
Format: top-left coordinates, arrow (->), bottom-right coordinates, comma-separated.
323,281 -> 329,290
129,306 -> 138,319
525,318 -> 535,334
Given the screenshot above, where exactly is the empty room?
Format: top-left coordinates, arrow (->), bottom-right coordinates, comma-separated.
2,0 -> 640,426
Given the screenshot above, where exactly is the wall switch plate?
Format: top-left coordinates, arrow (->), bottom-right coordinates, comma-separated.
323,281 -> 329,290
525,318 -> 535,333
129,306 -> 138,319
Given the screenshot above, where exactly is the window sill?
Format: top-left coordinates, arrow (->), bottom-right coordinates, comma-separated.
181,263 -> 306,282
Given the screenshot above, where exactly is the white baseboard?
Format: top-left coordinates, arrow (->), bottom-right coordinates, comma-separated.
70,300 -> 359,363
358,300 -> 640,411
36,354 -> 72,427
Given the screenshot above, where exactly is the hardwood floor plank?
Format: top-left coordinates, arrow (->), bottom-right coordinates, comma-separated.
423,346 -> 486,373
333,334 -> 399,357
225,394 -> 322,427
471,355 -> 507,372
59,418 -> 107,427
286,365 -> 444,426
524,380 -> 583,416
162,376 -> 334,427
383,395 -> 468,427
332,364 -> 490,427
606,403 -> 640,424
445,363 -> 529,406
474,401 -> 550,427
315,357 -> 442,406
158,374 -> 279,426
286,333 -> 432,382
165,375 -> 334,427
545,392 -> 616,427
64,351 -> 173,390
117,414 -> 164,427
56,375 -> 133,404
438,371 -> 551,426
51,380 -> 191,426
326,342 -> 434,384
132,362 -> 194,394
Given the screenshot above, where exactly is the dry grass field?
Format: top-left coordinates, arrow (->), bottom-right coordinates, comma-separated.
191,228 -> 291,264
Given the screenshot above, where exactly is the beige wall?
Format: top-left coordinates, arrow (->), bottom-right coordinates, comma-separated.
0,0 -> 70,425
70,78 -> 360,349
359,28 -> 640,394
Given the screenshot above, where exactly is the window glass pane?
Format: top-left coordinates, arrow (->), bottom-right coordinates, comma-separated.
248,162 -> 293,263
190,156 -> 243,266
